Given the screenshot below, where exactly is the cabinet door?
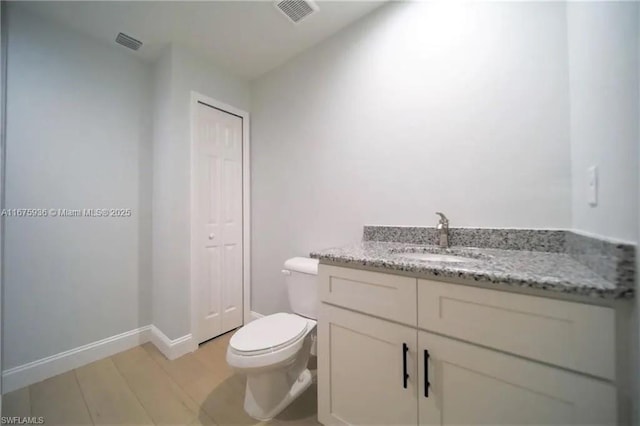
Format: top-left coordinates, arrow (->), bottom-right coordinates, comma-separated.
318,304 -> 418,425
418,331 -> 616,426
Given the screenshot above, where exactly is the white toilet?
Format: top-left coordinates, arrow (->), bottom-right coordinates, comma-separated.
226,257 -> 319,421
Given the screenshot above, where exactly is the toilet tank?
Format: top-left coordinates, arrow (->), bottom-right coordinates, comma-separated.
282,257 -> 319,320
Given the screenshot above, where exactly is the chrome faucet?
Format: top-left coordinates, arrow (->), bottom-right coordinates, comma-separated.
435,212 -> 449,248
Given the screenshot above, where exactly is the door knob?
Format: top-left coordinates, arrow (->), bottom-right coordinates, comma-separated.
208,233 -> 215,240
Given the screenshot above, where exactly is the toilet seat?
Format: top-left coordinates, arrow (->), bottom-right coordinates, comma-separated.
229,313 -> 308,356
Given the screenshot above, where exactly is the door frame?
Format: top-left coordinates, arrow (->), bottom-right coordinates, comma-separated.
189,91 -> 251,346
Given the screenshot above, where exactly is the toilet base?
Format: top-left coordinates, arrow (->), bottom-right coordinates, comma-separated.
244,368 -> 313,421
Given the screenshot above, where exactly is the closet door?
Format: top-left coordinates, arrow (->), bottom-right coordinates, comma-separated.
194,101 -> 243,343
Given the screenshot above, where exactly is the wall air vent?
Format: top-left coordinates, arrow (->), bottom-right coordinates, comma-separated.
115,33 -> 143,51
274,0 -> 318,24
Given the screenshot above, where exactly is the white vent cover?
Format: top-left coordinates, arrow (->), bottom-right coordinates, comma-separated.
115,33 -> 142,51
274,0 -> 318,24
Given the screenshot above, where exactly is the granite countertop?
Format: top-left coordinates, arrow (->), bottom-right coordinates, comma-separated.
310,241 -> 633,300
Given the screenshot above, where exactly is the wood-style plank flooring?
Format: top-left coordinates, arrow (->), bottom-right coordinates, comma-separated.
3,331 -> 321,426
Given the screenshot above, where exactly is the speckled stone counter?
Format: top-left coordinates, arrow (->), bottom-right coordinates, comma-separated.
310,241 -> 634,300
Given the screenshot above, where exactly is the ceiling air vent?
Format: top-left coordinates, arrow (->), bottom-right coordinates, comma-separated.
274,0 -> 318,24
115,32 -> 142,51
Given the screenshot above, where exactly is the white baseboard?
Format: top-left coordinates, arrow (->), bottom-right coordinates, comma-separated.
150,326 -> 194,360
250,311 -> 264,321
2,326 -> 152,393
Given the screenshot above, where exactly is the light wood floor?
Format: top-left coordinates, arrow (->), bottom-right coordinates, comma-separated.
3,331 -> 321,426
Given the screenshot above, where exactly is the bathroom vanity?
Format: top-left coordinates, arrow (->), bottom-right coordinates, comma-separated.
312,227 -> 635,426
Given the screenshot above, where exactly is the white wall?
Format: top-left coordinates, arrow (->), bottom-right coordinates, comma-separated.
565,6 -> 640,418
567,2 -> 639,244
4,6 -> 152,369
250,1 -> 572,314
151,45 -> 250,340
151,47 -> 179,340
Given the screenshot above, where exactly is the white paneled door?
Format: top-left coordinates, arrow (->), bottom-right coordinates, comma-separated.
194,101 -> 244,343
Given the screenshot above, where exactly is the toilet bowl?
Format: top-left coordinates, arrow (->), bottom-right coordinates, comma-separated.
226,257 -> 319,421
227,313 -> 316,420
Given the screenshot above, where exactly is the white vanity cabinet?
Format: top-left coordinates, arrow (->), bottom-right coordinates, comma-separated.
317,265 -> 619,426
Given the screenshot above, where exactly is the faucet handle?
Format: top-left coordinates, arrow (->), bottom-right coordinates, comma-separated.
435,212 -> 449,226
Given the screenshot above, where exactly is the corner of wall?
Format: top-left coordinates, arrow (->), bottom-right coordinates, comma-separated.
149,325 -> 195,361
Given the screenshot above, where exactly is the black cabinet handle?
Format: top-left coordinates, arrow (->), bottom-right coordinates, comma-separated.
424,349 -> 430,398
402,343 -> 409,389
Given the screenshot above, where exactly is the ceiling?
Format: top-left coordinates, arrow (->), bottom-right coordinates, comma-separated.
17,0 -> 386,80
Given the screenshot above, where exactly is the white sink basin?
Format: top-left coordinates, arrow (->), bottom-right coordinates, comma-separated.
396,252 -> 474,263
